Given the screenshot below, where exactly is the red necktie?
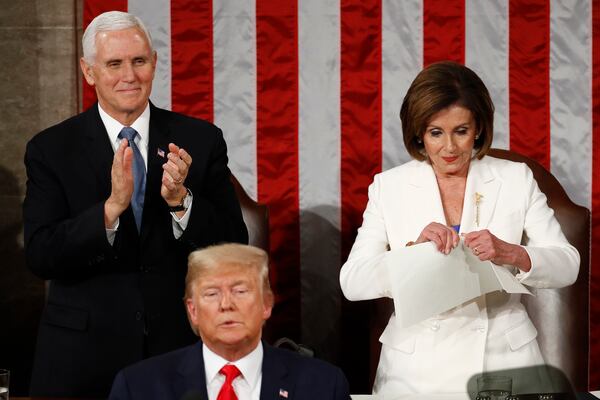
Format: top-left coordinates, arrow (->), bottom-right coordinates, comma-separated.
217,364 -> 241,400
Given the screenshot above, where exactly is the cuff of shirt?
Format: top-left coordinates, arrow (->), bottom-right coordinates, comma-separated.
105,218 -> 119,246
171,192 -> 193,239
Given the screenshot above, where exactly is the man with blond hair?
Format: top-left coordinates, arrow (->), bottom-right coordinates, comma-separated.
24,11 -> 247,397
108,244 -> 350,400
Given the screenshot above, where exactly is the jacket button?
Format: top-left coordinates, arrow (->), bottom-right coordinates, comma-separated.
135,311 -> 143,321
430,321 -> 440,331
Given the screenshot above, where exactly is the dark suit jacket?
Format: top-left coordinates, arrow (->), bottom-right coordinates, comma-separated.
108,341 -> 351,400
23,103 -> 248,397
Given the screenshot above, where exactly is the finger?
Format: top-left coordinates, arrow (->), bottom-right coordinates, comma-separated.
122,147 -> 134,177
424,230 -> 444,252
168,142 -> 181,153
441,229 -> 452,253
167,152 -> 188,174
161,171 -> 177,190
162,162 -> 183,183
178,148 -> 192,168
462,231 -> 481,247
113,139 -> 127,165
451,229 -> 460,248
447,228 -> 457,251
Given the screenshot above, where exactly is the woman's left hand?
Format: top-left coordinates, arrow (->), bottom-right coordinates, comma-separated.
463,229 -> 532,272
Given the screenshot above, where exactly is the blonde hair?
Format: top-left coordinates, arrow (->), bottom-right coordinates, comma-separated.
185,243 -> 271,300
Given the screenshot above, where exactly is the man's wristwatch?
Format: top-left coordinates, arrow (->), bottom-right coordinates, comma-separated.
168,188 -> 192,212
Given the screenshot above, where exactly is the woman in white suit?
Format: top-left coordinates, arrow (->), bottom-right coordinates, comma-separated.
340,61 -> 579,396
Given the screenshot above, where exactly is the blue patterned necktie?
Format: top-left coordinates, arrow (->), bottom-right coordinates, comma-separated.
118,127 -> 146,231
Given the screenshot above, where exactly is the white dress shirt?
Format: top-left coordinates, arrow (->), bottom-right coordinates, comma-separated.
98,103 -> 192,243
203,342 -> 263,400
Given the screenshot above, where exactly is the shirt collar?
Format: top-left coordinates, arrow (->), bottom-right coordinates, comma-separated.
98,102 -> 150,149
203,342 -> 263,391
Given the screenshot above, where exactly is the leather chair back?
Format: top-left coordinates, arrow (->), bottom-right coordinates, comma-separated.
488,149 -> 589,391
230,174 -> 269,252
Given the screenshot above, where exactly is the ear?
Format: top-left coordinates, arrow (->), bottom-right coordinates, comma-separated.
185,298 -> 199,326
262,291 -> 274,321
80,57 -> 95,86
152,50 -> 158,68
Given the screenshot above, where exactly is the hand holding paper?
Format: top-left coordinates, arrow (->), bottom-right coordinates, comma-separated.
385,240 -> 532,329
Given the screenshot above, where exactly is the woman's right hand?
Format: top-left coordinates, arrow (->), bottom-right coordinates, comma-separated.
414,222 -> 459,254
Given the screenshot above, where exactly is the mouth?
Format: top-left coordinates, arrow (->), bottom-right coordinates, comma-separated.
117,88 -> 141,94
442,156 -> 459,163
219,320 -> 242,328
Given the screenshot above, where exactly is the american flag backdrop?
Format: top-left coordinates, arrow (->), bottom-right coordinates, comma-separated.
83,0 -> 600,390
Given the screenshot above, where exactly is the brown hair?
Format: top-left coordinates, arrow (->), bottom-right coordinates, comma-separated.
400,61 -> 494,161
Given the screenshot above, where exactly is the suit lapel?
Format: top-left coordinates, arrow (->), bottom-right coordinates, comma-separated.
140,104 -> 171,242
81,104 -> 113,198
174,342 -> 209,400
460,157 -> 502,233
260,344 -> 295,400
406,161 -> 447,227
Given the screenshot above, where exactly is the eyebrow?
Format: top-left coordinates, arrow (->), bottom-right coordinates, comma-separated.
199,279 -> 251,290
104,55 -> 149,64
427,122 -> 471,129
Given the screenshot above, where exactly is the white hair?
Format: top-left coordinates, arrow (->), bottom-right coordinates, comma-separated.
82,11 -> 153,64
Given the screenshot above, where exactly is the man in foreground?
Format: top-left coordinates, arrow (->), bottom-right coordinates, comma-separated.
24,11 -> 247,397
108,244 -> 350,399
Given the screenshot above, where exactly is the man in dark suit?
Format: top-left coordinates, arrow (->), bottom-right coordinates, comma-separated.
23,11 -> 247,397
108,244 -> 350,400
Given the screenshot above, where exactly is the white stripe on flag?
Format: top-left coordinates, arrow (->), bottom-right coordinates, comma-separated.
213,0 -> 258,199
129,0 -> 172,111
298,0 -> 342,360
549,0 -> 592,208
382,0 -> 422,171
466,0 -> 509,150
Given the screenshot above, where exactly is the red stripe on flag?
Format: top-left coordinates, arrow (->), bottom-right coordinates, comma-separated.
590,0 -> 600,389
423,0 -> 465,65
340,1 -> 383,389
340,0 -> 382,259
256,1 -> 300,338
508,0 -> 550,169
82,0 -> 127,111
170,1 -> 213,121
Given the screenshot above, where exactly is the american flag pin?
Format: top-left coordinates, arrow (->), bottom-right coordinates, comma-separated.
157,148 -> 165,158
279,389 -> 288,398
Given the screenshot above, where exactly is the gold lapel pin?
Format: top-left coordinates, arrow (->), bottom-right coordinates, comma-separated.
475,192 -> 484,227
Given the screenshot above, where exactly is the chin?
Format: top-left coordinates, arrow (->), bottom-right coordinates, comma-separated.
218,330 -> 248,344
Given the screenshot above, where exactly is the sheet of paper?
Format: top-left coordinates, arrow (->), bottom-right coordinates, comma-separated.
386,241 -> 531,328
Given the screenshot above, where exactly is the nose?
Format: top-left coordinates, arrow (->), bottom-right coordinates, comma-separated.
443,134 -> 457,152
219,291 -> 234,311
120,62 -> 136,82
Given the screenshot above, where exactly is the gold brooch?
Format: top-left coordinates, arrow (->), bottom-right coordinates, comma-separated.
475,192 -> 483,227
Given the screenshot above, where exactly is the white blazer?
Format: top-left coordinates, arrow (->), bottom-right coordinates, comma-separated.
340,156 -> 580,395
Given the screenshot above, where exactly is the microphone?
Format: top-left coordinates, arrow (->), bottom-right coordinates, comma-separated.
180,390 -> 203,400
273,337 -> 315,358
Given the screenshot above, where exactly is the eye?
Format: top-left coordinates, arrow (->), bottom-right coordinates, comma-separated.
107,61 -> 121,68
455,127 -> 469,135
202,290 -> 219,300
232,286 -> 249,296
428,128 -> 443,137
133,58 -> 147,66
